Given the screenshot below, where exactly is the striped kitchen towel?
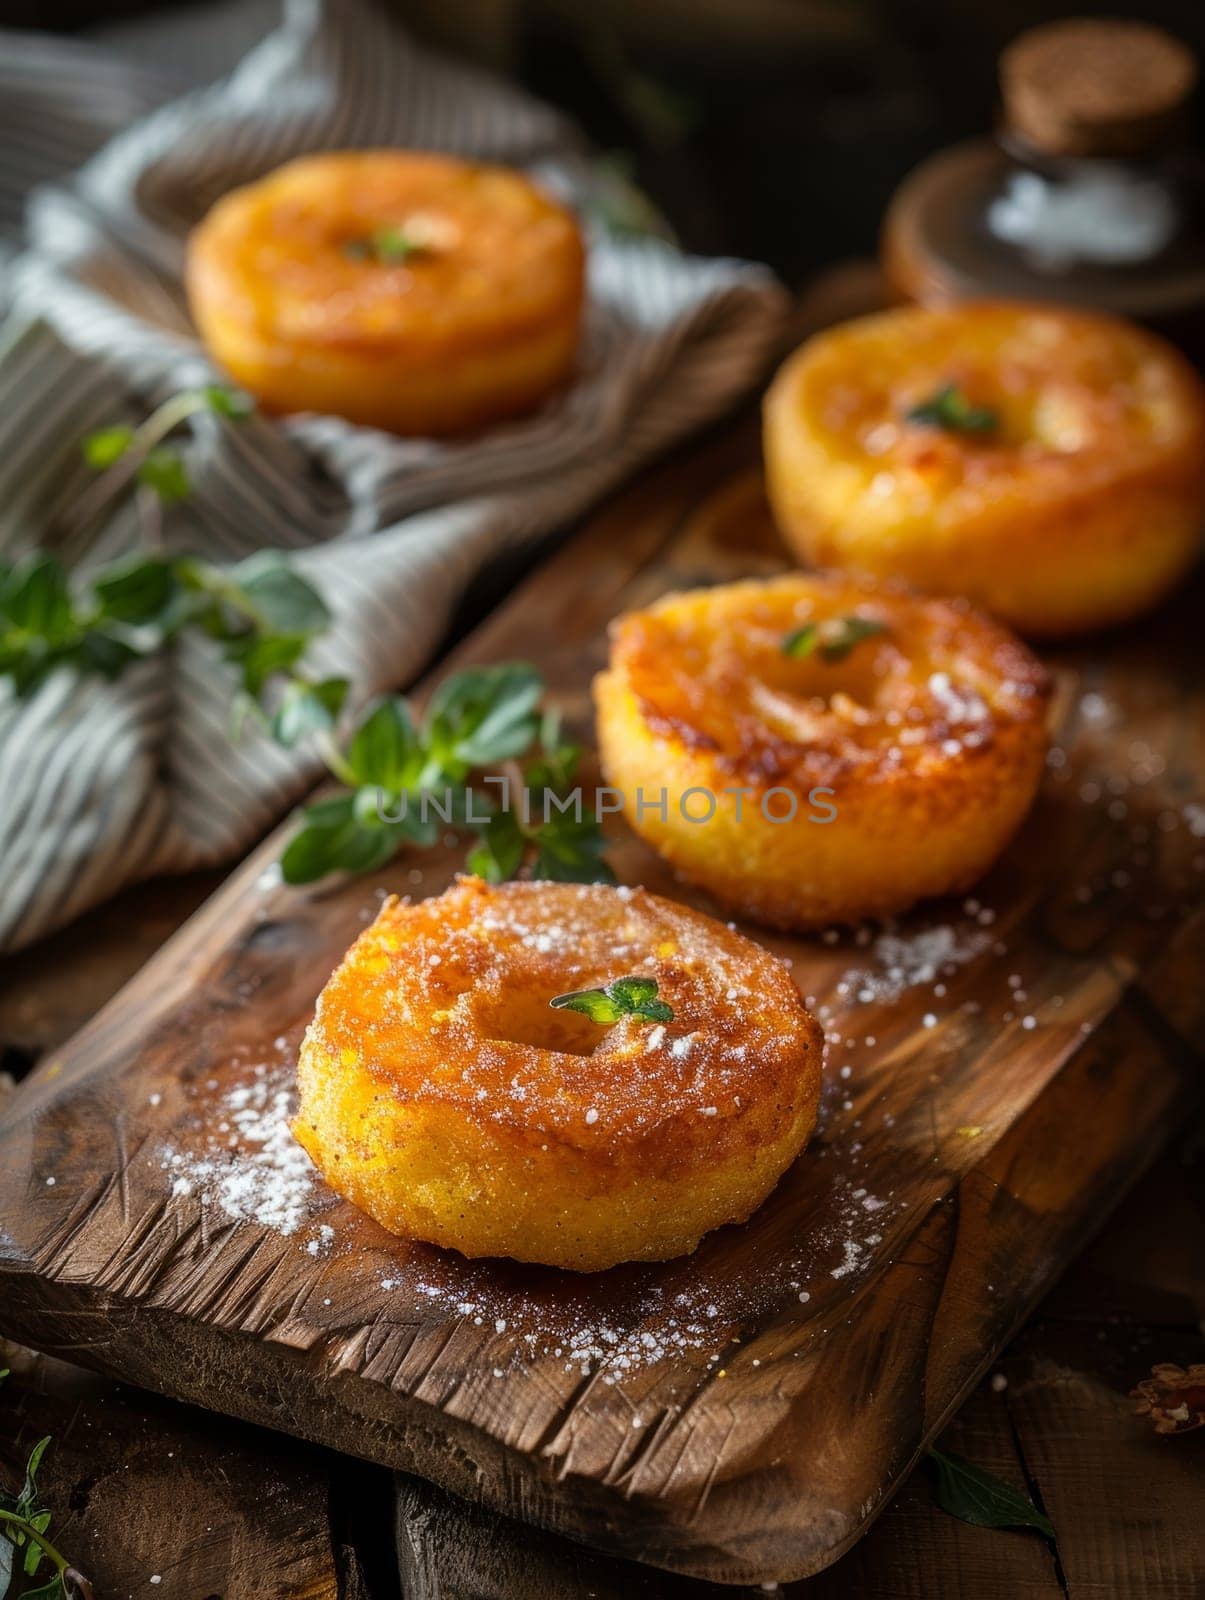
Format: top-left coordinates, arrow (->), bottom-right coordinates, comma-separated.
0,0 -> 788,954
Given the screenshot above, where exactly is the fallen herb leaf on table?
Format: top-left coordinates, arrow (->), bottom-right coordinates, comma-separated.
927,1447 -> 1054,1536
0,1419 -> 94,1600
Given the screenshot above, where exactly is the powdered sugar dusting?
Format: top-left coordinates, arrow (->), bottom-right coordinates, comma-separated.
160,1065 -> 319,1238
147,1040 -> 895,1383
833,923 -> 989,1007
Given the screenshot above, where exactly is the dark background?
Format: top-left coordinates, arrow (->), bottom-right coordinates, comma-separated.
5,0 -> 1205,285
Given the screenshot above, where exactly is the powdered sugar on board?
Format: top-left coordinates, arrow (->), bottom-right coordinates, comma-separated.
151,1037 -> 897,1383
158,1059 -> 331,1246
831,922 -> 991,1008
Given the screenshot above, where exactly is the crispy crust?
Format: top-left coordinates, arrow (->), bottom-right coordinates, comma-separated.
763,301 -> 1205,635
186,150 -> 585,435
294,878 -> 824,1271
594,573 -> 1051,928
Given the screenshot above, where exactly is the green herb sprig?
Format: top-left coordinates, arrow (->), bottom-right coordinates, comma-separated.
550,976 -> 673,1025
927,1447 -> 1054,1537
906,384 -> 998,435
81,382 -> 253,505
1,386 -> 341,731
280,668 -> 613,888
0,547 -> 339,727
2,397 -> 615,896
782,615 -> 886,664
344,227 -> 427,265
0,1423 -> 94,1600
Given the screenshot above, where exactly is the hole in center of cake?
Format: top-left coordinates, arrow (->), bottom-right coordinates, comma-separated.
473,992 -> 602,1057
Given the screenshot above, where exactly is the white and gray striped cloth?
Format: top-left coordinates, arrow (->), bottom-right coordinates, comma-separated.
0,0 -> 788,954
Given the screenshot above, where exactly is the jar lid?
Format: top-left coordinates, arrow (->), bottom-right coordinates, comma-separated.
1001,19 -> 1197,158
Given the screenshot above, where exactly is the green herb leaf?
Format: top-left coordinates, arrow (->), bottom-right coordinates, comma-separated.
330,824 -> 403,876
550,976 -> 673,1025
466,809 -> 525,884
280,796 -> 409,881
424,663 -> 543,776
782,615 -> 886,664
343,226 -> 428,265
523,717 -> 582,793
530,817 -> 614,885
298,793 -> 357,830
229,552 -> 330,636
0,642 -> 54,699
202,384 -> 255,419
347,699 -> 419,788
224,631 -> 309,697
354,784 -> 449,839
372,227 -> 422,263
19,1437 -> 51,1513
630,996 -> 672,1022
20,1575 -> 66,1600
90,555 -> 176,624
907,384 -> 998,434
351,785 -> 390,828
81,425 -> 135,469
271,676 -> 349,746
23,1511 -> 51,1577
1,556 -> 73,639
136,447 -> 191,504
927,1448 -> 1054,1536
277,660 -> 614,890
389,801 -> 443,849
781,622 -> 819,659
549,987 -> 625,1023
74,632 -> 143,680
608,977 -> 659,1012
279,816 -> 356,885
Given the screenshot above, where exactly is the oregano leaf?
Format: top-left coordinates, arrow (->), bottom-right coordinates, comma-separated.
91,555 -> 176,625
347,699 -> 418,789
782,615 -> 886,664
1,556 -> 73,638
466,809 -> 524,884
81,425 -> 135,469
271,676 -> 348,747
279,819 -> 356,885
907,384 -> 998,435
202,384 -> 255,419
230,552 -> 330,636
927,1447 -> 1054,1536
549,987 -> 626,1024
551,976 -> 672,1025
136,447 -> 191,504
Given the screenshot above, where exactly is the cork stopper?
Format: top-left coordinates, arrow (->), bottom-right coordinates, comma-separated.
1001,19 -> 1197,159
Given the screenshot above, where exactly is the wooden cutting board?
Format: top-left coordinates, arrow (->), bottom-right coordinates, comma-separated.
1,375 -> 1202,1588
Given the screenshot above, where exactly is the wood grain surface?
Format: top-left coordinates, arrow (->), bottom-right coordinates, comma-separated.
0,396 -> 1202,1585
0,1341 -> 353,1600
